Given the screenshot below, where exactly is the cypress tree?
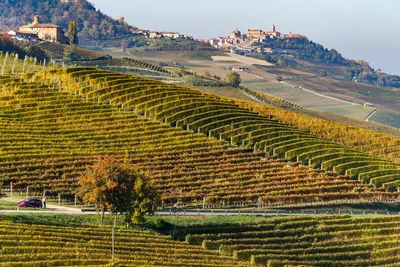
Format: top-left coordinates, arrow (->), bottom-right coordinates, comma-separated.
68,21 -> 78,45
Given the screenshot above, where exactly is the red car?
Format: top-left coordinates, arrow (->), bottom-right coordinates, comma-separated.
17,198 -> 43,208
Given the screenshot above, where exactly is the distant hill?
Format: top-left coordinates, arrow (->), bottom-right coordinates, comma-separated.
250,38 -> 400,89
0,0 -> 134,40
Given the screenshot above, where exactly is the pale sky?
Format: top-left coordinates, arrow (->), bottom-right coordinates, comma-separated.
90,0 -> 400,75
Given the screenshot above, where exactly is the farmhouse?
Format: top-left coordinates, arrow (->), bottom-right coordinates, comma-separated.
232,66 -> 249,72
7,30 -> 39,44
19,15 -> 67,43
161,32 -> 181,39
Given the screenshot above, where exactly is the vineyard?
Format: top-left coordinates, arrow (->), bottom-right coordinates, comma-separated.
0,74 -> 392,206
29,67 -> 400,192
181,214 -> 400,266
0,218 -> 242,266
0,52 -> 399,206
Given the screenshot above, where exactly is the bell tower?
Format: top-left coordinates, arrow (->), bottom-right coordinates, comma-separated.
33,15 -> 40,24
272,24 -> 276,32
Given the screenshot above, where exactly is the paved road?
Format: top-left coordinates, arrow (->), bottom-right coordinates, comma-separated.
365,108 -> 378,121
156,209 -> 400,216
3,197 -> 399,216
2,208 -> 400,216
2,196 -> 83,213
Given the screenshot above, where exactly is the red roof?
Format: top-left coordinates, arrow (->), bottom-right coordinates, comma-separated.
290,33 -> 306,38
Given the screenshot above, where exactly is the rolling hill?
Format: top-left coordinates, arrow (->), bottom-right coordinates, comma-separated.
0,53 -> 399,207
180,214 -> 400,266
0,217 -> 242,266
2,42 -> 400,267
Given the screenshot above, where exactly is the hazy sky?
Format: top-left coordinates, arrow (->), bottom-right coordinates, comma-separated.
90,0 -> 400,75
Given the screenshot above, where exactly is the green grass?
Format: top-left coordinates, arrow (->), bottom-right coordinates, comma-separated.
0,200 -> 41,210
370,108 -> 400,128
0,212 -> 129,227
311,104 -> 375,120
243,79 -> 346,108
0,200 -> 18,210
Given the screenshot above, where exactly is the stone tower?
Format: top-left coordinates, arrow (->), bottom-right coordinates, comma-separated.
33,15 -> 40,24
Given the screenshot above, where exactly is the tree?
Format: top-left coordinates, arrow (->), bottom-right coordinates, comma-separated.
77,157 -> 160,225
278,58 -> 288,67
68,21 -> 78,45
226,71 -> 241,87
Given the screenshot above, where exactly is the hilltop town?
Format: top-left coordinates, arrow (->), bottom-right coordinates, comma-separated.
203,25 -> 306,54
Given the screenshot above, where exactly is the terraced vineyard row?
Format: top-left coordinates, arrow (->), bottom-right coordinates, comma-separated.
34,67 -> 400,192
184,215 -> 400,266
0,76 -> 392,205
0,219 -> 241,266
238,100 -> 400,164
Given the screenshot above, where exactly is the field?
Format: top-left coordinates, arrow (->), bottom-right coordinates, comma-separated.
370,109 -> 400,128
2,70 -> 395,205
311,105 -> 375,121
243,79 -> 354,107
2,52 -> 400,266
24,67 -> 400,193
0,215 -> 242,266
110,49 -> 400,130
170,214 -> 400,266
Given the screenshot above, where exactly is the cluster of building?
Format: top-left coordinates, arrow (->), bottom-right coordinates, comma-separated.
5,16 -> 68,44
131,28 -> 190,39
203,25 -> 306,53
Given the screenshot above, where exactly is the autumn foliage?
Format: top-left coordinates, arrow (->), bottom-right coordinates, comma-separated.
77,156 -> 160,224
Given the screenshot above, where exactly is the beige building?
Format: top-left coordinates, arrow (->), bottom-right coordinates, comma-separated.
19,16 -> 67,43
247,29 -> 263,38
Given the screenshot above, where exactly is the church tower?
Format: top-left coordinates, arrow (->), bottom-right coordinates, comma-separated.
272,24 -> 276,32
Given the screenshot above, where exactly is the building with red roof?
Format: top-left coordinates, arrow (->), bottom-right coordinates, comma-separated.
19,15 -> 67,43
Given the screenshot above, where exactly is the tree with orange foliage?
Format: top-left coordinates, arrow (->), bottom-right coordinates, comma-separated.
77,156 -> 159,225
